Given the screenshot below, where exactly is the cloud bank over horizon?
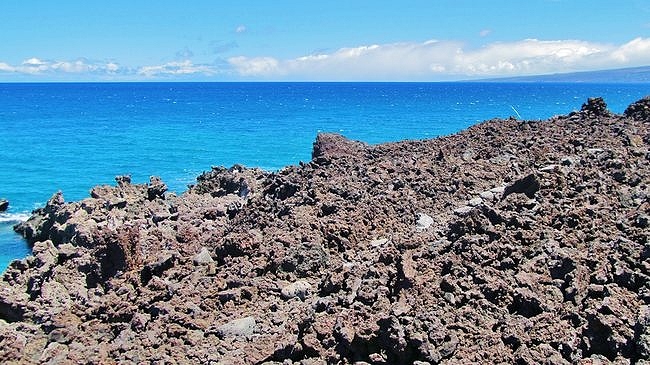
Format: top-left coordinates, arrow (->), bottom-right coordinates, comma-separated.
1,37 -> 649,81
0,58 -> 120,77
227,37 -> 650,80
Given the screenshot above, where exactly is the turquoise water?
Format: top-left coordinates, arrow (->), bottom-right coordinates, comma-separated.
1,82 -> 648,269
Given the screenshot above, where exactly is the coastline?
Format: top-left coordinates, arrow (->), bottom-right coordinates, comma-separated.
1,96 -> 649,363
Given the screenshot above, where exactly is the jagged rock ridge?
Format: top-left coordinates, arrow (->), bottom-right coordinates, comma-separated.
0,96 -> 648,364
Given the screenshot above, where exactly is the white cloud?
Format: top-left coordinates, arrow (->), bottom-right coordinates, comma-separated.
479,29 -> 492,37
455,39 -> 607,75
20,57 -> 50,74
0,62 -> 13,72
52,60 -> 99,73
0,57 -> 217,79
611,37 -> 650,63
137,60 -> 217,77
106,62 -> 119,73
228,56 -> 279,76
228,37 -> 650,80
0,57 -> 121,75
2,37 -> 649,81
235,25 -> 247,34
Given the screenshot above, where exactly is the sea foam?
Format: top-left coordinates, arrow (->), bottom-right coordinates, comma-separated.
0,213 -> 30,224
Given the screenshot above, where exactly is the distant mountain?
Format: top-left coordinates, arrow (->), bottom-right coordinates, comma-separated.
479,66 -> 650,83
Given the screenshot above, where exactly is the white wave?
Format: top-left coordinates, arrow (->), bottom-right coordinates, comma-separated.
0,213 -> 31,224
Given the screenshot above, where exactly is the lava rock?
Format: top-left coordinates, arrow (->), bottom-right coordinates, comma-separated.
624,95 -> 650,121
503,174 -> 540,199
192,247 -> 214,265
311,133 -> 367,160
580,97 -> 611,117
216,316 -> 256,338
1,96 -> 649,364
147,176 -> 168,200
281,280 -> 312,300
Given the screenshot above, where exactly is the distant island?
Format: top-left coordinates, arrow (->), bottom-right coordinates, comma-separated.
478,65 -> 650,83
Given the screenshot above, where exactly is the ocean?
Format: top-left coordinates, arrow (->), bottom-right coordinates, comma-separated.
0,82 -> 648,270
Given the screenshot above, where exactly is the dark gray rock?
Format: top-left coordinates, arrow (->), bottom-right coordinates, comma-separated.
624,95 -> 650,121
503,174 -> 540,199
147,176 -> 167,201
581,97 -> 611,117
115,175 -> 131,186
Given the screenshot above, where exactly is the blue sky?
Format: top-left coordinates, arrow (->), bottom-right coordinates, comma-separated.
0,0 -> 649,81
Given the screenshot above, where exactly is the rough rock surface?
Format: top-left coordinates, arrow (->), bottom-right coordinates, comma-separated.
1,97 -> 649,364
625,96 -> 650,122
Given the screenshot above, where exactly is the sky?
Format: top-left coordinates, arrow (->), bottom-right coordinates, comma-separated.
0,0 -> 649,81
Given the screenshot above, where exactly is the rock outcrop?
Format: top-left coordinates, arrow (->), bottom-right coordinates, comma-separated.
0,199 -> 8,212
1,97 -> 649,364
580,96 -> 611,117
625,95 -> 650,121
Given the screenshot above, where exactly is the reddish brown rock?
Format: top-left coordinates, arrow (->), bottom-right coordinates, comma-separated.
1,97 -> 649,364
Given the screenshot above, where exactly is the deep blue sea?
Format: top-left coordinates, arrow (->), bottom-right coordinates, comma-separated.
0,82 -> 648,270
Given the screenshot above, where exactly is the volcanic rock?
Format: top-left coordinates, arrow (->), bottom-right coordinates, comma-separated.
502,173 -> 540,199
215,316 -> 256,339
281,280 -> 312,300
415,212 -> 434,231
580,96 -> 611,117
0,199 -> 8,212
192,247 -> 214,265
624,95 -> 650,121
311,133 -> 367,161
1,96 -> 649,364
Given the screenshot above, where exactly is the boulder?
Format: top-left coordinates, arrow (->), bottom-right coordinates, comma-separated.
311,133 -> 367,160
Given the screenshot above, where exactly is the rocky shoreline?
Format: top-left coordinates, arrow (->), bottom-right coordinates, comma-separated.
1,97 -> 649,364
